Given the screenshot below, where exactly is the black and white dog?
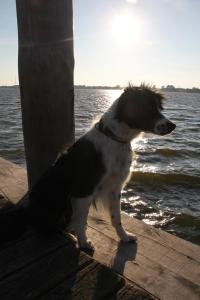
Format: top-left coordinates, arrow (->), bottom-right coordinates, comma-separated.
29,84 -> 176,250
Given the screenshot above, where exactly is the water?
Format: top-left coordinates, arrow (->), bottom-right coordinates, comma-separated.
0,86 -> 200,245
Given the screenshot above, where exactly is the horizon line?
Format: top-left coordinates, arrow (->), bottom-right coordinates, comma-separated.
0,84 -> 200,91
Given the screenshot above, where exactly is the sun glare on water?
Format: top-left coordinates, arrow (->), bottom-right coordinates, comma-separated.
110,13 -> 144,47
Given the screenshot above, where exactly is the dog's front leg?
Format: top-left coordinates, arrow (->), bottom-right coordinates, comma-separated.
109,192 -> 137,242
68,196 -> 94,251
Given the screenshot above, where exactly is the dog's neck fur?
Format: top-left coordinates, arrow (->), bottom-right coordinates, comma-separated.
100,99 -> 141,143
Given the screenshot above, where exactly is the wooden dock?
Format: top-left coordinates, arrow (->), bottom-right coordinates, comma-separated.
0,157 -> 200,300
0,220 -> 153,300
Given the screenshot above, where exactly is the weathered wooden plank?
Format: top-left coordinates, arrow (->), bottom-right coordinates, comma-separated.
121,213 -> 200,262
39,281 -> 72,300
122,215 -> 200,284
111,283 -> 156,300
0,245 -> 92,300
41,261 -> 125,300
0,230 -> 75,280
72,263 -> 125,299
88,214 -> 200,282
87,215 -> 200,300
0,157 -> 27,203
39,264 -> 100,300
1,159 -> 200,300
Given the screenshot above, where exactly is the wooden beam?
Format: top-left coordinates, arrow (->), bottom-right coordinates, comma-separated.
16,0 -> 74,188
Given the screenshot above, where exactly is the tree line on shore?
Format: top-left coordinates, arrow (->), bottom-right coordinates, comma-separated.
1,84 -> 200,93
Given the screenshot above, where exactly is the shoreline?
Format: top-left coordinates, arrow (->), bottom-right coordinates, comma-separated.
1,85 -> 200,94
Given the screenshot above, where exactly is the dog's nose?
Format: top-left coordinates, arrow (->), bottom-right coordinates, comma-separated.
154,119 -> 176,135
166,121 -> 176,133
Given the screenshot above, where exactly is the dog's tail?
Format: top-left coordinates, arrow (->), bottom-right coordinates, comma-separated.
0,195 -> 72,245
0,203 -> 29,244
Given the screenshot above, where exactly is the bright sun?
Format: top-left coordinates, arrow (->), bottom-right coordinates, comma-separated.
110,13 -> 143,47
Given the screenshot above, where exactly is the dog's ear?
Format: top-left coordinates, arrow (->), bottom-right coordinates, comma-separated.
115,91 -> 128,122
115,89 -> 138,122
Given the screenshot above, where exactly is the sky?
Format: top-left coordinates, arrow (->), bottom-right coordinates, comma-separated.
0,0 -> 200,88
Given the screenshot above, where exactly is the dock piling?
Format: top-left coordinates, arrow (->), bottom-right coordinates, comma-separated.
16,0 -> 74,188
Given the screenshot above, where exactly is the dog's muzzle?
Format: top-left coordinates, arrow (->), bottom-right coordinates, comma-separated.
154,119 -> 176,135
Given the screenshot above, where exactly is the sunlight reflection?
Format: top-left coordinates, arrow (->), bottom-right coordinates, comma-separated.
131,134 -> 147,149
105,89 -> 122,105
137,164 -> 158,173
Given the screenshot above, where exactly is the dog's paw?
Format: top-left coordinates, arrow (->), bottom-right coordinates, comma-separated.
80,240 -> 95,254
121,231 -> 137,243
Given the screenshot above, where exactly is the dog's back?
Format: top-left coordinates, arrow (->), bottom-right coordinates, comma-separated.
29,136 -> 106,228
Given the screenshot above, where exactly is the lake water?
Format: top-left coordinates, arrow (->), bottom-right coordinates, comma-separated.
0,87 -> 200,245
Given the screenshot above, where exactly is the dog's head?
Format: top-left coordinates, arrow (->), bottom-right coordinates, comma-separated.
116,84 -> 176,135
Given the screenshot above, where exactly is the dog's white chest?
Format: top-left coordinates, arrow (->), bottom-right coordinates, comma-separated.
101,141 -> 132,190
86,129 -> 133,193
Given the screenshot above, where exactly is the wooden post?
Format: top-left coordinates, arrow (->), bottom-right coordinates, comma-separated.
16,0 -> 74,188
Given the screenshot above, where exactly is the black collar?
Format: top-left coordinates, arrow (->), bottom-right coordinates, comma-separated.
95,119 -> 130,144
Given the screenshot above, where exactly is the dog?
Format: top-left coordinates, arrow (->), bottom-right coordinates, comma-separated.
29,84 -> 176,250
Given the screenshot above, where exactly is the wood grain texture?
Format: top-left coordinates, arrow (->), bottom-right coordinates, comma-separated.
41,262 -> 125,300
0,230 -> 76,280
0,243 -> 91,300
16,0 -> 75,188
111,283 -> 156,300
88,214 -> 200,300
1,159 -> 200,299
0,157 -> 27,203
72,263 -> 125,300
